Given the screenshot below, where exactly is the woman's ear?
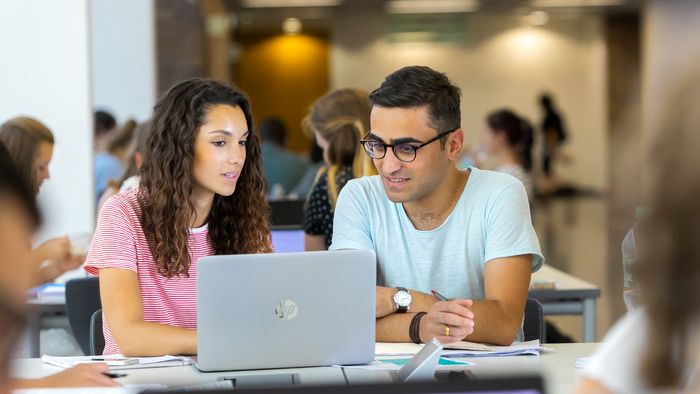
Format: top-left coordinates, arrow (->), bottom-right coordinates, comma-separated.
134,152 -> 143,168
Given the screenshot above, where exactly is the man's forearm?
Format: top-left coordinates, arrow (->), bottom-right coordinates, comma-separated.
464,299 -> 523,345
376,312 -> 414,342
376,286 -> 438,317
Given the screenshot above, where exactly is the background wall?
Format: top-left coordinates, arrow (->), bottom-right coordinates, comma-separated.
643,0 -> 700,149
331,13 -> 608,192
0,0 -> 94,241
91,0 -> 156,123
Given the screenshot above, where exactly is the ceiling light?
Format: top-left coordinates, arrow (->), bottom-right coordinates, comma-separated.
386,0 -> 480,14
527,10 -> 549,26
282,17 -> 303,34
241,0 -> 342,7
530,0 -> 624,7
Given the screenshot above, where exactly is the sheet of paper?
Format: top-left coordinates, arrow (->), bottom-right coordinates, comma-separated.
376,340 -> 543,358
41,354 -> 191,370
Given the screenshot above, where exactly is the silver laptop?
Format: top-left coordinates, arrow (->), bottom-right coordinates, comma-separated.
195,250 -> 376,372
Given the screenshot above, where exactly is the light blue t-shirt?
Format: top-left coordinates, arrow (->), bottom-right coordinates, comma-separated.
330,167 -> 544,302
94,151 -> 123,204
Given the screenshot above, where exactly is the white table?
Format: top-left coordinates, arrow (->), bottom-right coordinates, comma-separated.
12,343 -> 597,393
24,300 -> 68,358
529,265 -> 601,342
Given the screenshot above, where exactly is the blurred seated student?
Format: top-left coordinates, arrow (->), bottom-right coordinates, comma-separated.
331,66 -> 543,346
97,120 -> 151,212
575,72 -> 700,394
93,110 -> 116,151
94,119 -> 136,205
288,139 -> 324,199
0,117 -> 84,285
259,117 -> 308,199
482,109 -> 535,201
84,78 -> 271,356
0,142 -> 117,391
302,88 -> 376,251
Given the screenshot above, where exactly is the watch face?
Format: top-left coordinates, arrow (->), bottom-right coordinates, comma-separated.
394,290 -> 412,307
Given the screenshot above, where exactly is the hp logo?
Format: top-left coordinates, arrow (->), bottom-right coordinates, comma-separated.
275,300 -> 299,320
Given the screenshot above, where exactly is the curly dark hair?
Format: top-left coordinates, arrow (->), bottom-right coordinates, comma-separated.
139,78 -> 271,278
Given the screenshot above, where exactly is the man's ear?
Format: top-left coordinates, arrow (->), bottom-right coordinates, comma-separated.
448,128 -> 464,160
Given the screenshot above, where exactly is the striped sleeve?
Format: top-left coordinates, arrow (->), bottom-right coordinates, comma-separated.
84,195 -> 139,275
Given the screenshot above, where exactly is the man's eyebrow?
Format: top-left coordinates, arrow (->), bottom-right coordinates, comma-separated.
367,133 -> 422,145
390,137 -> 422,145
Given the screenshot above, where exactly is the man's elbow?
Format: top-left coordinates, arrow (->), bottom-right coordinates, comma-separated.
485,318 -> 522,346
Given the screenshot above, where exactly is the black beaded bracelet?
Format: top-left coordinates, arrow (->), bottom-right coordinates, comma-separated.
409,312 -> 427,344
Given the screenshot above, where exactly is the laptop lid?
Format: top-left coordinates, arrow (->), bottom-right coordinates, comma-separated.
196,250 -> 376,372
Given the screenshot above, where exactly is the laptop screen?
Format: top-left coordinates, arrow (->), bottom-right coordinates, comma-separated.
270,230 -> 305,253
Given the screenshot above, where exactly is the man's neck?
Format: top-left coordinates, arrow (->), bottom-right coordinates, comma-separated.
403,168 -> 469,231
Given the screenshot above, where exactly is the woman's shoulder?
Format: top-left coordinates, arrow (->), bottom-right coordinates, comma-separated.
99,187 -> 144,221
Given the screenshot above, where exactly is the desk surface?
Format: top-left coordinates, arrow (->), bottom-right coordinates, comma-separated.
12,343 -> 596,393
530,265 -> 601,300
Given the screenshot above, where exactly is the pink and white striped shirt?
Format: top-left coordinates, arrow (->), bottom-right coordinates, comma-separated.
84,188 -> 214,355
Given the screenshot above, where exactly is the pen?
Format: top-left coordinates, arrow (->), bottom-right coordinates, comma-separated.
431,289 -> 449,301
103,372 -> 128,379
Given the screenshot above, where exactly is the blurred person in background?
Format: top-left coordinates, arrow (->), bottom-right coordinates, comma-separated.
575,71 -> 700,393
302,88 -> 376,251
94,119 -> 136,204
259,117 -> 308,199
93,110 -> 116,151
288,138 -> 324,199
0,117 -> 84,285
0,142 -> 117,391
539,93 -> 567,182
96,120 -> 151,212
482,109 -> 535,201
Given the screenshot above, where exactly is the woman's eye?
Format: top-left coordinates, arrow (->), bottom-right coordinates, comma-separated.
238,140 -> 248,146
212,141 -> 226,147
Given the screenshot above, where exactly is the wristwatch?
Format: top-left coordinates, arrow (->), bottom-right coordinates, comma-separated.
393,287 -> 412,313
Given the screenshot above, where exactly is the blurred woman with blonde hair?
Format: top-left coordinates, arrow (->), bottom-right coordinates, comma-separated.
0,117 -> 84,285
575,71 -> 700,393
303,88 -> 376,250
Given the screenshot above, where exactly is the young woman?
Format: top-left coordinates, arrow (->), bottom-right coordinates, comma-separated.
302,88 -> 376,251
0,117 -> 83,285
84,78 -> 271,356
0,142 -> 117,390
482,109 -> 535,201
575,72 -> 700,393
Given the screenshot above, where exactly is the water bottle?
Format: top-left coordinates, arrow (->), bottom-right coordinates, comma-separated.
622,207 -> 646,311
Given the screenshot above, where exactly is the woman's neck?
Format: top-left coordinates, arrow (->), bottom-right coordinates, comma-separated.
190,187 -> 214,228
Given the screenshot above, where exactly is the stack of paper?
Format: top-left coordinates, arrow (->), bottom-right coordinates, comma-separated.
42,354 -> 192,370
376,340 -> 544,358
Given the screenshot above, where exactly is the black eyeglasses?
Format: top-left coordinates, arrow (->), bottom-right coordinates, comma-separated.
360,128 -> 457,163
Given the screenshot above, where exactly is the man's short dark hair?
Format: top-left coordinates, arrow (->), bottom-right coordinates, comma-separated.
94,110 -> 116,137
369,66 -> 461,142
259,117 -> 287,146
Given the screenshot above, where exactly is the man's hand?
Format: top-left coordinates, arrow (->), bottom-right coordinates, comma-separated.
419,299 -> 474,344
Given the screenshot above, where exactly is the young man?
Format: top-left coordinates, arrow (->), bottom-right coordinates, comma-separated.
330,66 -> 543,346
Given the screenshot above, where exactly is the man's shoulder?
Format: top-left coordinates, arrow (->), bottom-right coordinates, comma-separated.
469,167 -> 522,194
342,175 -> 383,198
